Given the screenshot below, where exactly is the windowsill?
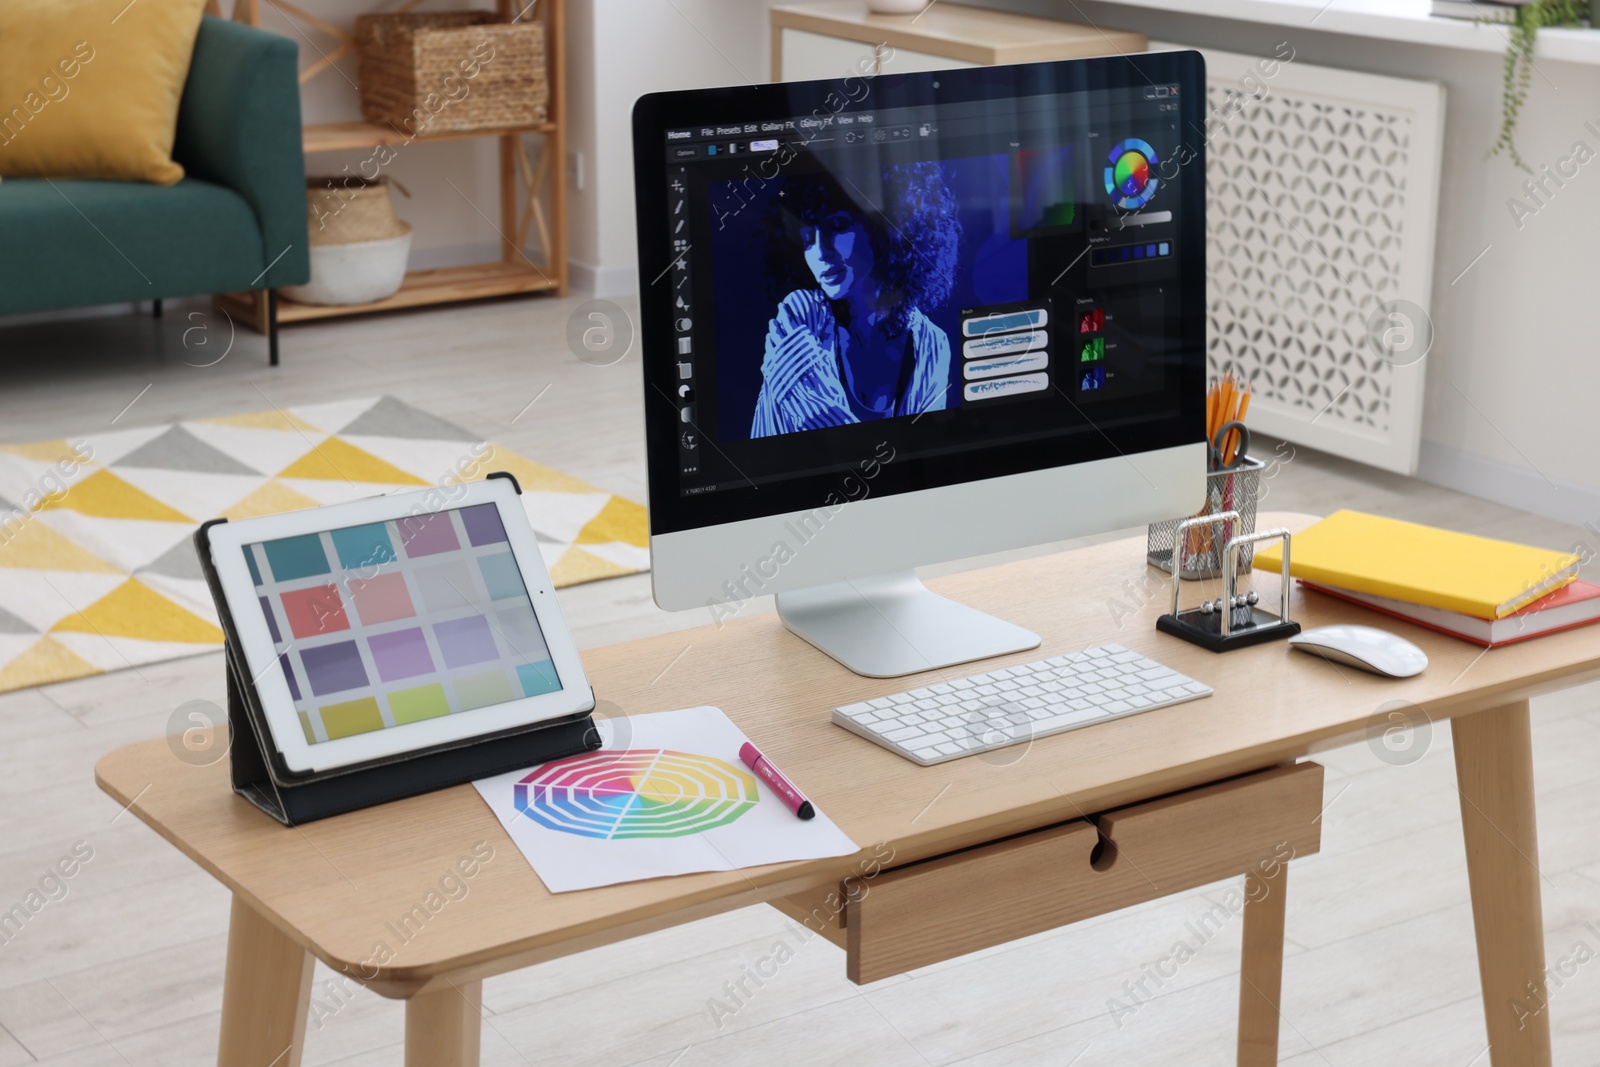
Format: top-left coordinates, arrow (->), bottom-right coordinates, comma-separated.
1090,0 -> 1600,65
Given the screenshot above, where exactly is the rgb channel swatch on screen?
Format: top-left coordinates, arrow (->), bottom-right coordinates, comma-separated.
243,503 -> 559,745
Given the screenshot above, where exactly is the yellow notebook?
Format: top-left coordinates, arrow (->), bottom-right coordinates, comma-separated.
1254,510 -> 1580,620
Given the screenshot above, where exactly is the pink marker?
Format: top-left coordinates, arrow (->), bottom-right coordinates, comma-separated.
739,742 -> 815,820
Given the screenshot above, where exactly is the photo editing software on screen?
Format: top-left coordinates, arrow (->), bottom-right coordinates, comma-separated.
657,82 -> 1190,499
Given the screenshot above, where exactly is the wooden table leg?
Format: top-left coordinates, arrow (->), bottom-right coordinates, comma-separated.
1237,863 -> 1288,1067
405,980 -> 483,1067
1453,700 -> 1553,1067
217,896 -> 314,1067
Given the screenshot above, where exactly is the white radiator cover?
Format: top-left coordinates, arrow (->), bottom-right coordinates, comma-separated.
1153,43 -> 1446,474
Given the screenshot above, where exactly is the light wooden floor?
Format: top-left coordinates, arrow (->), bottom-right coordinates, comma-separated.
1,296 -> 1596,1067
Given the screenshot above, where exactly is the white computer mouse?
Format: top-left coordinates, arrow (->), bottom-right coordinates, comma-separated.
1288,624 -> 1428,678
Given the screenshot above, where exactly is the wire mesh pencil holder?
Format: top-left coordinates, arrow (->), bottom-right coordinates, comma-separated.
1146,456 -> 1264,580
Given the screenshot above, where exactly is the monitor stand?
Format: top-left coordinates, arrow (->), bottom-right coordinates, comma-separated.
774,571 -> 1041,679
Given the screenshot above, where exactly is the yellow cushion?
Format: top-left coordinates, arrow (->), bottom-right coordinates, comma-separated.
0,0 -> 211,184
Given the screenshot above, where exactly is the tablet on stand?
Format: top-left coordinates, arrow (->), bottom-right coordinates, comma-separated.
195,472 -> 600,825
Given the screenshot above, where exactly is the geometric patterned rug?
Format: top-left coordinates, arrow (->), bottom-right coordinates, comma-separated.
0,396 -> 649,694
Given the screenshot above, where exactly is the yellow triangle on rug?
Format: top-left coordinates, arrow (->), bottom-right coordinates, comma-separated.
52,578 -> 225,644
200,409 -> 322,433
0,519 -> 123,573
36,469 -> 191,523
224,480 -> 325,520
0,636 -> 101,691
277,438 -> 430,485
550,545 -> 638,586
488,450 -> 610,496
576,496 -> 650,548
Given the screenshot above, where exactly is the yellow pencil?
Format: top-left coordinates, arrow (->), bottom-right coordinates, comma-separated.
1215,375 -> 1234,447
1225,385 -> 1252,466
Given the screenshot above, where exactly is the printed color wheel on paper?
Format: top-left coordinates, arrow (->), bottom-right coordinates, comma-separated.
514,749 -> 760,839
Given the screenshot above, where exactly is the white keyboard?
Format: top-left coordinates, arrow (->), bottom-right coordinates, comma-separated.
832,644 -> 1213,766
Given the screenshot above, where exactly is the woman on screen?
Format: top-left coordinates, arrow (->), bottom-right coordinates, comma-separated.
751,163 -> 959,438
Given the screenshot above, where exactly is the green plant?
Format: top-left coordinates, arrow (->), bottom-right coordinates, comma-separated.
1483,0 -> 1588,171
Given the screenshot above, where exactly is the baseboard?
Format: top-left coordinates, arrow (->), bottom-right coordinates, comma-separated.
1417,440 -> 1600,528
568,259 -> 638,298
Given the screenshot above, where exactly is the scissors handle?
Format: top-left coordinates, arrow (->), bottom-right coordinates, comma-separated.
1210,420 -> 1250,471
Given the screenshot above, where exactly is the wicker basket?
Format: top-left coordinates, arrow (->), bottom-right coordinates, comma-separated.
355,12 -> 547,135
304,177 -> 408,245
288,177 -> 412,306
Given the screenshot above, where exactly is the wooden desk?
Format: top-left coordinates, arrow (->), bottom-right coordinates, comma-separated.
96,513 -> 1597,1066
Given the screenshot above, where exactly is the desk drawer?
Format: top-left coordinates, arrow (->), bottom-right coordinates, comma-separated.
845,761 -> 1324,983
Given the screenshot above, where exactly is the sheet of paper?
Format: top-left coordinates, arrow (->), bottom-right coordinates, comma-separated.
473,706 -> 859,892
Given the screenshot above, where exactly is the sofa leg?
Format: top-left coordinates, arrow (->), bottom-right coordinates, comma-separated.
152,298 -> 163,319
268,290 -> 280,367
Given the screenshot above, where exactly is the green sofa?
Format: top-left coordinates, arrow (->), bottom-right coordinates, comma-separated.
0,16 -> 309,364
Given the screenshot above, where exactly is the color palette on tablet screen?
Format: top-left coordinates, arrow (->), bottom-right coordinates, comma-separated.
244,503 -> 560,745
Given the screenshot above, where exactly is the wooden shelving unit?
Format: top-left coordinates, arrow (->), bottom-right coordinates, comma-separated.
218,0 -> 567,332
220,261 -> 558,327
300,119 -> 557,154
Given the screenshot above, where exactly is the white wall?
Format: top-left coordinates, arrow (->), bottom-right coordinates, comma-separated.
565,0 -> 788,295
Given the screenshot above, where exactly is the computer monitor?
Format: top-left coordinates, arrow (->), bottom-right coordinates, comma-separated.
632,51 -> 1208,678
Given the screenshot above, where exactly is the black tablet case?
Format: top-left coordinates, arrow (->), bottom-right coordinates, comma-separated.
194,472 -> 601,825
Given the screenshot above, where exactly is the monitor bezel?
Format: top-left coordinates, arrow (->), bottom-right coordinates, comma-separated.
632,50 -> 1209,538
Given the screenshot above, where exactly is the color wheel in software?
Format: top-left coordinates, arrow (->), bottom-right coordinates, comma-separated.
514,749 -> 760,839
1104,138 -> 1160,211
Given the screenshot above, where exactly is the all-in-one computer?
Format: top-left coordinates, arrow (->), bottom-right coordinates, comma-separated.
632,51 -> 1208,694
